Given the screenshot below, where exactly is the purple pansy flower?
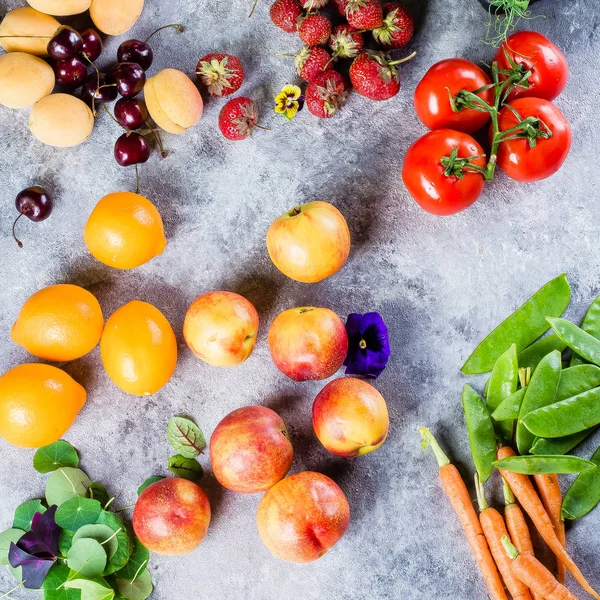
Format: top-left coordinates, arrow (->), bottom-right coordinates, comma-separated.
344,312 -> 390,379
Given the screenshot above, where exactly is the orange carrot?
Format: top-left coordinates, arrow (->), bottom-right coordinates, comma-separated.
420,428 -> 508,600
503,478 -> 544,600
501,537 -> 579,600
534,473 -> 567,584
497,446 -> 599,599
476,475 -> 532,600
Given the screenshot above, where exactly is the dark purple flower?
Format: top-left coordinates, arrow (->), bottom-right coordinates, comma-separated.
344,312 -> 390,378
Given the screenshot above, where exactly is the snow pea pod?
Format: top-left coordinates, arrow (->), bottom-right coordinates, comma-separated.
494,454 -> 597,475
517,334 -> 567,370
516,350 -> 562,454
555,364 -> 600,401
547,317 -> 600,367
462,384 -> 497,483
531,428 -> 597,456
571,293 -> 600,366
461,274 -> 570,374
491,387 -> 526,421
562,445 -> 600,520
522,387 -> 600,438
487,344 -> 518,440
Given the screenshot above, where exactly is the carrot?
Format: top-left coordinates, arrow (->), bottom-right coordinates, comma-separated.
497,446 -> 599,599
501,536 -> 579,600
476,474 -> 532,600
534,472 -> 567,584
503,478 -> 544,600
420,428 -> 508,600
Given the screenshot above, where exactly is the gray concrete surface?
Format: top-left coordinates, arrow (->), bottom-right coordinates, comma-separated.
1,0 -> 600,598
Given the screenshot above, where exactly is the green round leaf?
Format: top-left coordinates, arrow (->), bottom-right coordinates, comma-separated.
89,482 -> 111,508
167,416 -> 206,458
73,524 -> 119,559
12,499 -> 46,531
56,497 -> 103,531
96,511 -> 133,575
116,569 -> 152,600
64,577 -> 115,600
44,564 -> 80,600
167,454 -> 203,482
0,528 -> 24,566
46,467 -> 91,507
67,538 -> 108,579
115,538 -> 149,581
34,440 -> 79,474
59,529 -> 75,557
137,477 -> 164,496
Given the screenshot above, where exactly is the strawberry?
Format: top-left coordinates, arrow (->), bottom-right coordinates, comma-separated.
295,45 -> 331,82
298,13 -> 332,46
218,97 -> 261,141
372,2 -> 414,48
349,50 -> 400,100
300,0 -> 329,9
345,0 -> 383,30
331,0 -> 349,15
196,53 -> 244,97
328,24 -> 364,60
306,70 -> 349,118
270,0 -> 303,33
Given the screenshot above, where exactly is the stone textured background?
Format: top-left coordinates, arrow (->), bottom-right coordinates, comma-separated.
1,0 -> 599,598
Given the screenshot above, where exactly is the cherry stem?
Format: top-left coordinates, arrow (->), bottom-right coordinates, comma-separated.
103,103 -> 128,131
248,0 -> 260,18
145,121 -> 167,158
144,24 -> 184,43
12,212 -> 25,249
135,164 -> 140,194
82,54 -> 103,116
388,50 -> 417,66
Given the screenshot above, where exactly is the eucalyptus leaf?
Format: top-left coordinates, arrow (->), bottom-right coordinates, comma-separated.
116,569 -> 152,600
137,477 -> 164,496
56,497 -> 103,531
168,455 -> 203,482
96,511 -> 133,575
115,538 -> 149,581
12,499 -> 46,531
89,483 -> 111,508
167,417 -> 206,458
43,563 -> 80,600
64,577 -> 115,600
73,524 -> 119,559
34,440 -> 79,474
0,528 -> 24,566
67,538 -> 108,579
46,468 -> 92,507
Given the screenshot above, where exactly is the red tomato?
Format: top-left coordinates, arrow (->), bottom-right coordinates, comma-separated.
495,98 -> 571,183
402,129 -> 486,215
414,59 -> 494,134
494,31 -> 568,102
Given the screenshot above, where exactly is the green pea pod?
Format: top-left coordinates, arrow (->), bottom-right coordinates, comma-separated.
492,388 -> 526,422
516,350 -> 562,455
571,294 -> 600,366
462,384 -> 497,483
562,445 -> 600,520
517,334 -> 567,370
531,428 -> 597,456
556,364 -> 600,401
461,274 -> 570,374
522,387 -> 600,438
494,454 -> 597,475
486,344 -> 518,440
547,317 -> 600,367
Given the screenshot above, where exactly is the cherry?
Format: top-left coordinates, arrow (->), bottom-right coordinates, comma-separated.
48,26 -> 83,60
114,132 -> 150,166
80,28 -> 103,62
82,71 -> 117,110
112,62 -> 146,98
117,39 -> 153,71
12,186 -> 53,248
114,98 -> 148,129
53,57 -> 88,88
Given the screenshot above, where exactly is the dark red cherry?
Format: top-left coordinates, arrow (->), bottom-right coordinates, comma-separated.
114,132 -> 150,166
53,57 -> 87,88
112,62 -> 146,98
114,98 -> 148,129
82,71 -> 117,108
13,186 -> 53,248
79,28 -> 103,62
47,26 -> 83,60
117,39 -> 153,71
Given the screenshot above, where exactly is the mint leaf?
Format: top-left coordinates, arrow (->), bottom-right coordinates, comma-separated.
167,417 -> 206,458
34,440 -> 79,474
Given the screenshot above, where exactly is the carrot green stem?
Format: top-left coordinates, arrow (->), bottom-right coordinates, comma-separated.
501,535 -> 519,560
475,473 -> 489,512
503,478 -> 516,506
419,427 -> 450,467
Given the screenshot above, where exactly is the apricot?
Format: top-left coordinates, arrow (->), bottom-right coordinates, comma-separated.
27,0 -> 92,16
0,53 -> 54,109
89,0 -> 144,35
0,7 -> 60,56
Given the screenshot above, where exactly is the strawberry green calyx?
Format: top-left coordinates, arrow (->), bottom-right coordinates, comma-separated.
370,50 -> 399,83
317,78 -> 348,116
373,5 -> 413,48
301,0 -> 329,9
196,54 -> 244,97
232,104 -> 258,137
329,25 -> 364,59
346,0 -> 384,29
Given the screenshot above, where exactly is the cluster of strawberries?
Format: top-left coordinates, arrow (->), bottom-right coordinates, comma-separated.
270,0 -> 414,118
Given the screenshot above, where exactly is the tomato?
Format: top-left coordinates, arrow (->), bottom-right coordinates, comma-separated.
495,98 -> 571,183
494,31 -> 568,102
414,59 -> 494,134
402,129 -> 486,216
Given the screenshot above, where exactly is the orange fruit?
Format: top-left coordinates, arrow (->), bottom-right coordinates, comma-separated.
100,300 -> 177,396
84,191 -> 167,270
0,363 -> 86,448
11,284 -> 104,362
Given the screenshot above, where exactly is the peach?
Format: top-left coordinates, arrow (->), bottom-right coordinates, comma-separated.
266,201 -> 351,283
133,477 -> 210,556
144,69 -> 203,134
257,472 -> 350,563
0,53 -> 55,109
268,307 -> 348,381
184,291 -> 259,367
0,7 -> 60,56
89,0 -> 144,35
210,406 -> 294,493
312,377 -> 389,458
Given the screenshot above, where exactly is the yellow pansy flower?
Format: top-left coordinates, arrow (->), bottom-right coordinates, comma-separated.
274,84 -> 304,121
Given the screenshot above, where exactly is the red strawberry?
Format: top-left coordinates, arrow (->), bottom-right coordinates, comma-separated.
270,0 -> 303,33
373,2 -> 414,48
196,53 -> 244,97
300,0 -> 329,9
331,0 -> 349,15
298,13 -> 332,46
328,24 -> 364,60
349,50 -> 401,100
345,0 -> 383,29
218,97 -> 261,141
306,70 -> 349,118
295,45 -> 331,82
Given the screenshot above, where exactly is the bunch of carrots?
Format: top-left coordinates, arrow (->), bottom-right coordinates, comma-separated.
420,428 -> 598,600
